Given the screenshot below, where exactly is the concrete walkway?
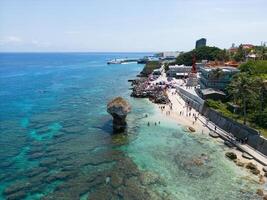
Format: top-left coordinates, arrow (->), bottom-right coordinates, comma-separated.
197,113 -> 267,166
169,89 -> 267,166
157,70 -> 267,166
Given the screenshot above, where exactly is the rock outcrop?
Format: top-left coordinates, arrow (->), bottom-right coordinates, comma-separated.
130,78 -> 170,104
107,97 -> 131,133
246,162 -> 260,175
225,152 -> 237,160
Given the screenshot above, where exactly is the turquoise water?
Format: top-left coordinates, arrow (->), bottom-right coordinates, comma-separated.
0,53 -> 261,200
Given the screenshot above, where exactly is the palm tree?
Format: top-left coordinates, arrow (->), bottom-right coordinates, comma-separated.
228,73 -> 258,125
253,77 -> 266,112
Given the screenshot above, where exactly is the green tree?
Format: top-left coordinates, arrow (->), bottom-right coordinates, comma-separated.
175,46 -> 228,65
228,73 -> 258,125
233,45 -> 246,62
239,60 -> 267,76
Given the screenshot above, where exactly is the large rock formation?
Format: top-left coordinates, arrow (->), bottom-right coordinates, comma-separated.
130,78 -> 170,104
107,97 -> 131,133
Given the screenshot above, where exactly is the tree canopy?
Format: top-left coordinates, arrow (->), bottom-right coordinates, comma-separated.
239,60 -> 267,77
175,46 -> 228,65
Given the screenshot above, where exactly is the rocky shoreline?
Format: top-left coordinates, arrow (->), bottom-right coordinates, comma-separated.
129,66 -> 267,199
129,78 -> 170,104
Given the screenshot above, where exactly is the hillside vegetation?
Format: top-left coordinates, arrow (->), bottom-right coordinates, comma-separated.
140,61 -> 161,77
206,60 -> 267,137
176,46 -> 228,65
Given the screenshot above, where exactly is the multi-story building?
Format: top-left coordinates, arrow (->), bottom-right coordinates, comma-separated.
155,51 -> 181,61
166,65 -> 192,78
195,38 -> 207,48
199,66 -> 239,90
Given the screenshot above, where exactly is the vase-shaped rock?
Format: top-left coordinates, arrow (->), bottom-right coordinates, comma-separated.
107,97 -> 131,133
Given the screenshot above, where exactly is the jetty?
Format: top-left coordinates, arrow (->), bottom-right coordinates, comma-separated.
107,58 -> 140,65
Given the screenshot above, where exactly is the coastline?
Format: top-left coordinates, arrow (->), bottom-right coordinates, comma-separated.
147,87 -> 267,191
129,67 -> 267,197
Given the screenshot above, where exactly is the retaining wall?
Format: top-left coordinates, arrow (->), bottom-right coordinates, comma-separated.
176,86 -> 267,156
201,106 -> 267,156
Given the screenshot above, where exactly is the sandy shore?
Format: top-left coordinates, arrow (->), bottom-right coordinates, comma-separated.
150,87 -> 267,192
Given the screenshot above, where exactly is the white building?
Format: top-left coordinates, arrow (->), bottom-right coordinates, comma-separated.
156,51 -> 181,59
166,65 -> 192,78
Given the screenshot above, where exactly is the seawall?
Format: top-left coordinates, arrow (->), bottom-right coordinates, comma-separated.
176,86 -> 267,156
202,106 -> 267,156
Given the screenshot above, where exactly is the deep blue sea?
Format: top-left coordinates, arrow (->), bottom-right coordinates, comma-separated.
0,53 -> 262,200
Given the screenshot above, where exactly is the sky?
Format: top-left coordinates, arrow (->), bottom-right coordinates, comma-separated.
0,0 -> 266,52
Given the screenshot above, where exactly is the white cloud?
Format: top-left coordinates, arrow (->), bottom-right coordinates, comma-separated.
0,36 -> 23,45
31,40 -> 51,47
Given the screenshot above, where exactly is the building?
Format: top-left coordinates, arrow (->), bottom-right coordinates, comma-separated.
241,44 -> 254,49
196,60 -> 208,71
155,51 -> 180,59
166,65 -> 192,78
198,88 -> 226,100
229,44 -> 254,53
163,51 -> 180,58
195,38 -> 207,48
199,66 -> 240,90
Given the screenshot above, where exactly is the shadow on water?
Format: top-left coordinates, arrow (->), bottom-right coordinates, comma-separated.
91,118 -> 113,135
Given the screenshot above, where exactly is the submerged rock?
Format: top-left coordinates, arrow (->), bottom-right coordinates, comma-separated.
225,152 -> 237,160
246,162 -> 257,170
88,185 -> 113,200
110,172 -> 123,188
6,191 -> 26,200
246,162 -> 260,175
4,181 -> 31,196
139,171 -> 162,186
107,97 -> 131,133
235,160 -> 245,167
256,188 -> 264,196
188,127 -> 196,133
25,167 -> 48,177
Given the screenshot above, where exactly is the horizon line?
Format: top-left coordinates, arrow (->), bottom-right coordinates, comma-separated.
0,51 -> 157,54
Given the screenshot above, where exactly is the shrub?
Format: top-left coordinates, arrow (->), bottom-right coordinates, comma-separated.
140,61 -> 161,77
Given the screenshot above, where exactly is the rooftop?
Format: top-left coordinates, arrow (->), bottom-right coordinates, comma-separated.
169,64 -> 192,69
201,88 -> 226,96
201,66 -> 240,73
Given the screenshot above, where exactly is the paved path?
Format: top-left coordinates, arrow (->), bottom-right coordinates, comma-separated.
169,89 -> 267,166
157,70 -> 267,166
197,115 -> 267,166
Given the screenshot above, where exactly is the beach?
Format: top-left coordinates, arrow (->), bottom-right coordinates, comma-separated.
0,53 -> 265,200
139,71 -> 267,195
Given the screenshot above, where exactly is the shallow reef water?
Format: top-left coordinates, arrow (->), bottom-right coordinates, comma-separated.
0,53 -> 262,200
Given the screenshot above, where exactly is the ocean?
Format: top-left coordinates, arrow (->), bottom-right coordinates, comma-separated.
0,53 -> 261,200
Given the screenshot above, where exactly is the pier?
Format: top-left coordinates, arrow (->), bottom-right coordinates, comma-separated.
107,58 -> 141,64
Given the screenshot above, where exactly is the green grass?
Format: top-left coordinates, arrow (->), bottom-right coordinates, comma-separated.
205,100 -> 240,120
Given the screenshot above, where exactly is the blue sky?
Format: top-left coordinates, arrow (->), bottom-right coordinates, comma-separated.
0,0 -> 266,52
